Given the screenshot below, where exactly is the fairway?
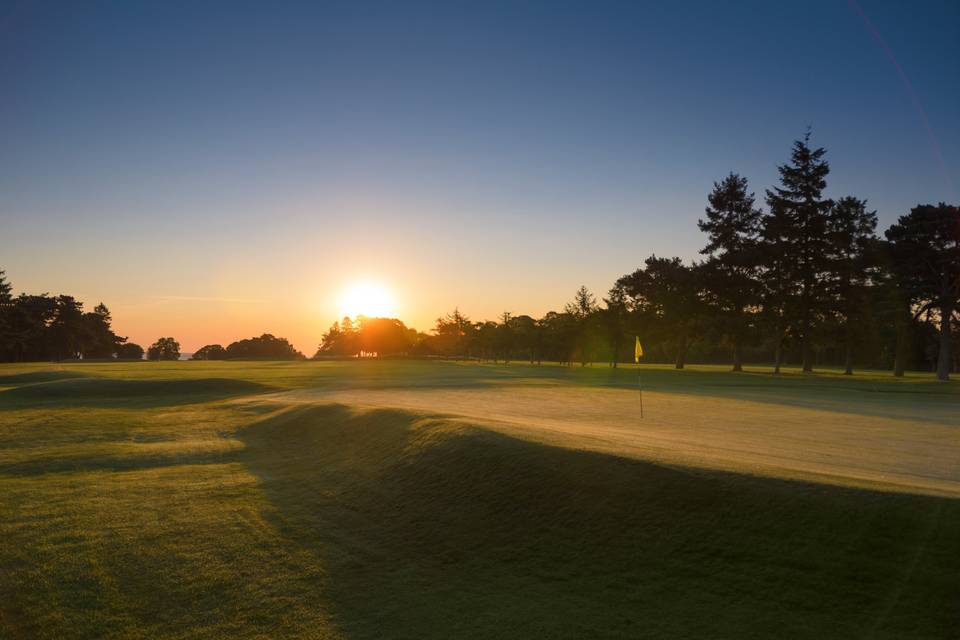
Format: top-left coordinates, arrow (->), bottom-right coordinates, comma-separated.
1,360 -> 958,639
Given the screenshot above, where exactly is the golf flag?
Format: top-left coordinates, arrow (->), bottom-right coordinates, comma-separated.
634,336 -> 643,362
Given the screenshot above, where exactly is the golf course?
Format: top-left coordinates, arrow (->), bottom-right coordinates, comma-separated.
1,360 -> 957,639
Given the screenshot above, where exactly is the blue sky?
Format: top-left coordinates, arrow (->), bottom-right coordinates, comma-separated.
1,0 -> 958,351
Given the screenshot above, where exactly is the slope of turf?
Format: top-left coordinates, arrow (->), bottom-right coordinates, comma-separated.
0,361 -> 957,638
242,405 -> 960,639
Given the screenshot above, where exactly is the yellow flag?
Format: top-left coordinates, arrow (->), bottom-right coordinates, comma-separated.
634,336 -> 643,362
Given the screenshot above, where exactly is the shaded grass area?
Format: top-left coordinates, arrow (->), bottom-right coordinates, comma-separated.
0,376 -> 273,409
1,362 -> 958,638
241,405 -> 960,640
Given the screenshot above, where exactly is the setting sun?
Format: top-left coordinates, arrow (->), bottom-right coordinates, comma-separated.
336,280 -> 397,319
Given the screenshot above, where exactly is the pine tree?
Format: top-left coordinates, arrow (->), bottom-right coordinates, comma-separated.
765,130 -> 832,372
698,173 -> 762,371
565,286 -> 598,366
0,270 -> 12,303
758,202 -> 793,373
825,197 -> 878,375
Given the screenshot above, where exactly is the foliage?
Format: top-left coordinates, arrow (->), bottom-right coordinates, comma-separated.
1,134 -> 957,376
192,344 -> 228,360
0,277 -> 126,361
698,172 -> 762,370
316,316 -> 419,357
764,130 -> 833,372
617,256 -> 702,369
225,334 -> 303,360
147,337 -> 181,361
116,342 -> 145,360
885,203 -> 960,380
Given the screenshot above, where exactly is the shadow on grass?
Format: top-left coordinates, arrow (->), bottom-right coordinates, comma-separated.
0,450 -> 233,477
0,377 -> 274,409
0,370 -> 90,386
238,404 -> 960,640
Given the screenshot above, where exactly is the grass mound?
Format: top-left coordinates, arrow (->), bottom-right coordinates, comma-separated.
240,405 -> 960,639
0,376 -> 272,408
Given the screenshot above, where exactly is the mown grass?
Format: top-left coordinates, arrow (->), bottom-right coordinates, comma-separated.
0,361 -> 957,639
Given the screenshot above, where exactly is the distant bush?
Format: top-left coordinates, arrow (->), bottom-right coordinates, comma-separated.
147,337 -> 180,361
192,344 -> 227,360
115,343 -> 145,360
225,334 -> 304,360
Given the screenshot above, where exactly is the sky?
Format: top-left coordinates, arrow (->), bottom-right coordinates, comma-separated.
2,0 -> 958,354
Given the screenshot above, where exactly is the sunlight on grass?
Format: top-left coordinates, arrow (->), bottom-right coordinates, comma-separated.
1,361 -> 957,638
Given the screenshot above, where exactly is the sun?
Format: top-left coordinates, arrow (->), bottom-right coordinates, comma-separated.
337,280 -> 397,319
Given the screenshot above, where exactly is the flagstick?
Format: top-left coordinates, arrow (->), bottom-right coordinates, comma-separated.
638,364 -> 644,419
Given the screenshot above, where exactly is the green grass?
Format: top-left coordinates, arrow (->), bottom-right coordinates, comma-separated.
1,361 -> 958,638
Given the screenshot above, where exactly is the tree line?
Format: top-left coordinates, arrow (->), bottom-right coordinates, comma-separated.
320,132 -> 958,380
0,275 -> 142,361
0,275 -> 305,362
3,132 -> 957,378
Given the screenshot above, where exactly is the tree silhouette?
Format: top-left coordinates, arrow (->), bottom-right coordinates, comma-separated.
116,343 -> 145,360
147,337 -> 181,361
765,130 -> 832,372
618,257 -> 701,369
885,203 -> 960,381
698,173 -> 762,371
192,344 -> 227,360
602,284 -> 629,367
226,334 -> 303,359
825,197 -> 879,375
433,308 -> 473,359
0,270 -> 11,303
565,286 -> 598,366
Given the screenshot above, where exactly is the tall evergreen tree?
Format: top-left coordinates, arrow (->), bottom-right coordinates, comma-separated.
825,197 -> 878,374
698,173 -> 762,371
758,203 -> 794,373
496,311 -> 514,363
81,302 -> 123,358
0,270 -> 11,303
765,130 -> 832,372
47,296 -> 86,360
0,270 -> 13,360
434,308 -> 473,359
565,286 -> 598,366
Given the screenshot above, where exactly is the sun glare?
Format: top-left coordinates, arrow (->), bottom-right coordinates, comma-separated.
337,280 -> 397,319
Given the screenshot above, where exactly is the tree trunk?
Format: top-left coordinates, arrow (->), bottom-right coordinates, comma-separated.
801,337 -> 813,373
843,346 -> 854,375
675,333 -> 687,369
936,301 -> 953,381
731,339 -> 742,372
772,323 -> 783,374
893,305 -> 908,377
843,321 -> 854,375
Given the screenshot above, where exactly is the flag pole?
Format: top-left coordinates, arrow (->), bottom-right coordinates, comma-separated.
638,363 -> 644,418
634,336 -> 644,419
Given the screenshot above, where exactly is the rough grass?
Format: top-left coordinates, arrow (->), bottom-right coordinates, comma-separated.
0,361 -> 957,639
